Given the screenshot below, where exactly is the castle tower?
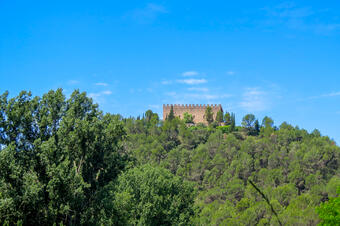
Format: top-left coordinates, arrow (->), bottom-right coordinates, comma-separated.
163,104 -> 223,124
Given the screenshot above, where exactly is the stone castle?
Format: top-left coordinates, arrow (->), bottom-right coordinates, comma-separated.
163,104 -> 223,124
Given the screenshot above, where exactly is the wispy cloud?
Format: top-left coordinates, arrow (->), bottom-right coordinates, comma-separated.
148,104 -> 161,109
188,87 -> 209,92
187,93 -> 232,100
302,91 -> 340,101
182,71 -> 199,77
262,2 -> 340,34
177,78 -> 207,85
95,82 -> 109,86
322,91 -> 340,97
165,91 -> 231,101
240,87 -> 268,112
227,71 -> 235,75
125,3 -> 167,24
89,90 -> 112,103
161,80 -> 172,85
102,90 -> 112,95
67,80 -> 79,85
165,91 -> 177,97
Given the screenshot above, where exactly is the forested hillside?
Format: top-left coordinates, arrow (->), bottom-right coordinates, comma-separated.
0,90 -> 339,225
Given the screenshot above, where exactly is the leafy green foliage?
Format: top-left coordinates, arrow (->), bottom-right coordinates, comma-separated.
167,105 -> 175,121
1,89 -> 340,225
204,106 -> 214,125
0,90 -> 128,225
215,110 -> 223,124
113,165 -> 195,226
183,112 -> 194,123
317,186 -> 340,226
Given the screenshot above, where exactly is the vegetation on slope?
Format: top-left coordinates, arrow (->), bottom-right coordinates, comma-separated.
0,90 -> 339,225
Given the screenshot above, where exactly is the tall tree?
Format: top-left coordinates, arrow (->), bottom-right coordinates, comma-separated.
204,106 -> 214,125
231,112 -> 236,131
261,116 -> 274,137
254,119 -> 260,136
113,165 -> 195,225
167,105 -> 175,121
242,114 -> 256,134
262,116 -> 274,128
0,89 -> 128,225
215,110 -> 224,124
224,112 -> 232,126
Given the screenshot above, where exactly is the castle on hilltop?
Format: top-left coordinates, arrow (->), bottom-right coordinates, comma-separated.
163,104 -> 223,124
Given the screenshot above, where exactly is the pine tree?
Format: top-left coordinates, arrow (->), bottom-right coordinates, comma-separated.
224,112 -> 232,125
215,110 -> 224,124
254,119 -> 260,135
204,106 -> 214,125
230,112 -> 236,131
167,105 -> 175,121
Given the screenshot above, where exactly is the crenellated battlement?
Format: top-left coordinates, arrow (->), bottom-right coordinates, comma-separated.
163,104 -> 222,109
163,104 -> 223,124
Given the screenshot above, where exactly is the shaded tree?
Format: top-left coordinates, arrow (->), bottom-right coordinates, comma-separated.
242,114 -> 256,135
167,105 -> 175,121
183,112 -> 194,124
224,112 -> 232,126
230,112 -> 236,131
113,165 -> 196,226
204,106 -> 214,125
215,110 -> 224,124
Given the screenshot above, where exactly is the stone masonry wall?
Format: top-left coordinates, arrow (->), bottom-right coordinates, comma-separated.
163,104 -> 223,124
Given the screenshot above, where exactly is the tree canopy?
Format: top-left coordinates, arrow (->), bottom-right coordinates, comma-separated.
1,89 -> 339,225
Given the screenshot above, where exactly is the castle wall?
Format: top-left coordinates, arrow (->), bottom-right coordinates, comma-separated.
163,104 -> 223,124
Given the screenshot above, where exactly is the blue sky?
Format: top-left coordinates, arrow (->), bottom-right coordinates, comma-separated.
1,1 -> 340,143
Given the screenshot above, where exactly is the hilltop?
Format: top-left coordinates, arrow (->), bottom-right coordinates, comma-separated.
0,90 -> 339,225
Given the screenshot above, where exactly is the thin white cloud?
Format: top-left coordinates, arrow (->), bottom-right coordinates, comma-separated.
102,90 -> 112,95
187,93 -> 232,100
182,71 -> 199,77
67,80 -> 79,85
161,80 -> 172,85
262,3 -> 340,34
322,91 -> 340,97
125,3 -> 167,24
227,71 -> 235,75
95,82 -> 109,86
88,90 -> 113,104
165,91 -> 177,97
89,90 -> 112,98
188,87 -> 209,92
148,104 -> 161,109
240,88 -> 268,112
177,79 -> 207,85
304,91 -> 340,100
165,90 -> 231,102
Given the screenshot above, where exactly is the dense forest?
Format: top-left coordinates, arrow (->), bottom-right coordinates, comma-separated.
0,89 -> 339,225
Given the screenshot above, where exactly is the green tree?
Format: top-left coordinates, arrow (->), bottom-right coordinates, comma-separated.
224,112 -> 232,126
316,187 -> 340,225
183,112 -> 194,123
167,105 -> 175,121
230,112 -> 236,131
262,116 -> 274,128
242,114 -> 256,135
113,165 -> 196,226
0,90 -> 128,225
204,106 -> 214,125
215,110 -> 224,124
260,116 -> 274,137
254,119 -> 260,136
